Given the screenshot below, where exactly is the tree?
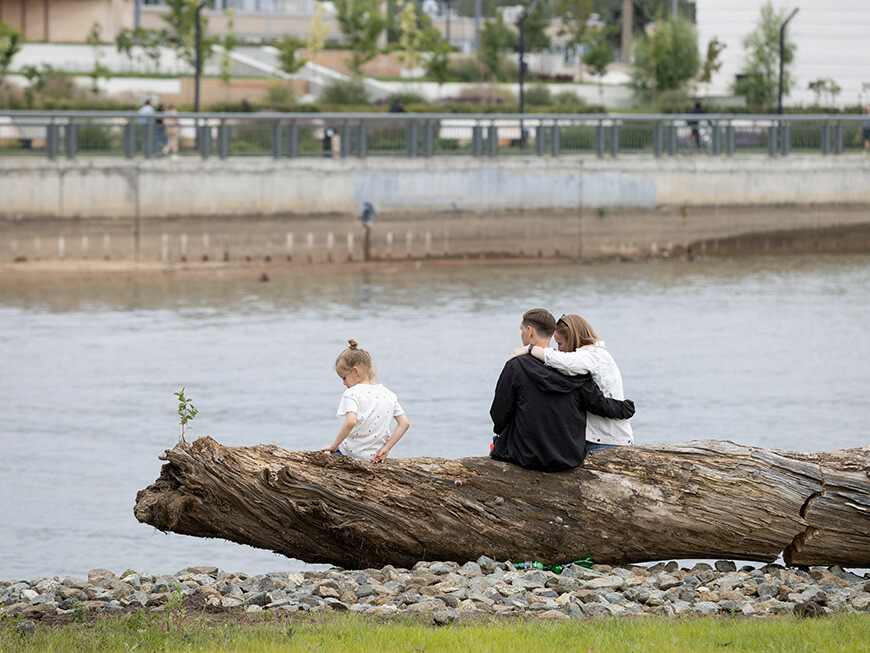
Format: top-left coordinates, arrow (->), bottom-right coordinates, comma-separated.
115,27 -> 166,73
306,1 -> 331,63
396,0 -> 423,72
582,25 -> 614,96
276,36 -> 306,76
0,21 -> 22,87
85,22 -> 111,95
808,78 -> 841,108
733,1 -> 796,108
553,0 -> 594,51
162,0 -> 217,72
218,7 -> 239,91
631,15 -> 700,104
698,36 -> 725,95
518,3 -> 551,53
334,0 -> 386,76
421,26 -> 452,86
478,15 -> 513,82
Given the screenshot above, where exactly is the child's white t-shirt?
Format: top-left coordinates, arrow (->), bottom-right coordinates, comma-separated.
336,383 -> 405,461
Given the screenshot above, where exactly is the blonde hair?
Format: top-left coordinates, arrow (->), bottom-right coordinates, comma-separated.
555,314 -> 598,351
335,339 -> 374,378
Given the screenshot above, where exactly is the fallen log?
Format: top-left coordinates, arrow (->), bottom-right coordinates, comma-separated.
134,437 -> 870,569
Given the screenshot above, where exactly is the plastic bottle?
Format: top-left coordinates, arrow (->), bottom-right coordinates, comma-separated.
512,561 -> 545,570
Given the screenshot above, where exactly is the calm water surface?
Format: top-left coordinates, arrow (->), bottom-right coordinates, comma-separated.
2,255 -> 869,579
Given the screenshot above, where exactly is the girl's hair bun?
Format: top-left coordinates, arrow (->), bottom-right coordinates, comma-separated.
347,339 -> 359,349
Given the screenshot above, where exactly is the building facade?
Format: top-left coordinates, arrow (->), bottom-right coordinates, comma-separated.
695,0 -> 870,108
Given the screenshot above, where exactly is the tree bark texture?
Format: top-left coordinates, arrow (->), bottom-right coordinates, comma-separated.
134,437 -> 870,569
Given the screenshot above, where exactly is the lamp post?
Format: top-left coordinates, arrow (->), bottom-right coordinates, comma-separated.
518,0 -> 543,147
777,7 -> 799,115
194,1 -> 208,113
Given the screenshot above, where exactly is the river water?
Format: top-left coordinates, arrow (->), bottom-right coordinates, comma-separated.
2,254 -> 869,580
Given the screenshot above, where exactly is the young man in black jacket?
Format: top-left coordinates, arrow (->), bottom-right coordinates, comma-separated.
490,308 -> 635,472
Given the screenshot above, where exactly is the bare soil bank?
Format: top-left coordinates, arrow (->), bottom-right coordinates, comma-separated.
1,204 -> 868,284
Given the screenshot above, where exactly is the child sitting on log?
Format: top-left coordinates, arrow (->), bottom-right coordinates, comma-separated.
321,339 -> 410,463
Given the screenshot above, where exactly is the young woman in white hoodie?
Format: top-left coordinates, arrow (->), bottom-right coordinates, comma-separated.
512,313 -> 632,451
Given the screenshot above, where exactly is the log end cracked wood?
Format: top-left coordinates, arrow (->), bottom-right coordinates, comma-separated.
134,437 -> 870,569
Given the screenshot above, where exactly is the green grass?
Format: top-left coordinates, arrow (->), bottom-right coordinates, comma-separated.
0,611 -> 868,653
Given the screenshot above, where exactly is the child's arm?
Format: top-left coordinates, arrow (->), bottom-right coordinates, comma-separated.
372,414 -> 410,463
321,412 -> 357,453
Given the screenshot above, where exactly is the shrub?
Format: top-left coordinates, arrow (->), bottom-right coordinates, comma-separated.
523,84 -> 552,107
449,57 -> 484,83
655,89 -> 694,114
317,78 -> 371,105
385,90 -> 427,106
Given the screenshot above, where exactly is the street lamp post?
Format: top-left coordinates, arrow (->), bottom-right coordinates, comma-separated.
777,7 -> 799,114
518,0 -> 543,147
194,1 -> 208,113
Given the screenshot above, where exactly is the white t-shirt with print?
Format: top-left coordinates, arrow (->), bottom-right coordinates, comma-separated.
336,383 -> 405,461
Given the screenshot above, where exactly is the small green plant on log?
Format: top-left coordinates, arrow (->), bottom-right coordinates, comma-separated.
174,387 -> 198,443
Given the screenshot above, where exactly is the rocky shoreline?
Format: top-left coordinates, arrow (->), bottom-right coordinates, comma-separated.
2,559 -> 869,625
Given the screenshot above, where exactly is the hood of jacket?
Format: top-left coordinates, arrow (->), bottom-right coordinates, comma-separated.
514,354 -> 590,394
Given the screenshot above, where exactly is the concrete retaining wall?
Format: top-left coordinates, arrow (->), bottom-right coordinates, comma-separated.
1,156 -> 869,263
2,156 -> 869,220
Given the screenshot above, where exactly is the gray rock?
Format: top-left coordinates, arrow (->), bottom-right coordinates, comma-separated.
714,561 -> 737,573
222,584 -> 244,598
32,597 -> 60,611
682,576 -> 701,589
439,593 -> 460,608
433,607 -> 458,625
531,588 -> 559,599
654,574 -> 681,591
572,589 -> 598,604
354,584 -> 375,598
564,602 -> 584,617
794,601 -> 827,618
693,601 -> 719,616
126,591 -> 150,606
314,582 -> 341,599
221,597 -> 243,608
459,562 -> 482,578
582,602 -> 614,617
88,569 -> 117,585
244,591 -> 269,607
512,570 -> 548,590
466,590 -> 493,606
553,576 -> 580,593
430,563 -> 455,576
582,576 -> 625,592
850,595 -> 870,611
323,598 -> 349,611
402,593 -> 425,605
404,599 -> 444,613
601,592 -> 625,605
16,620 -> 36,637
623,586 -> 651,603
538,609 -> 569,620
476,556 -> 498,574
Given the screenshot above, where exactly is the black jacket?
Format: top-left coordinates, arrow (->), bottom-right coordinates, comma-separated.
489,356 -> 635,472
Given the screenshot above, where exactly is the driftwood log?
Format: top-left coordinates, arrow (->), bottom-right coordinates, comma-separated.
134,437 -> 870,569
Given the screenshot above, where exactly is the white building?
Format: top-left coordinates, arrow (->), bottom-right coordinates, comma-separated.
696,0 -> 870,108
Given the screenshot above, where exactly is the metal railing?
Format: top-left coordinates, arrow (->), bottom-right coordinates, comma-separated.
0,111 -> 865,160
